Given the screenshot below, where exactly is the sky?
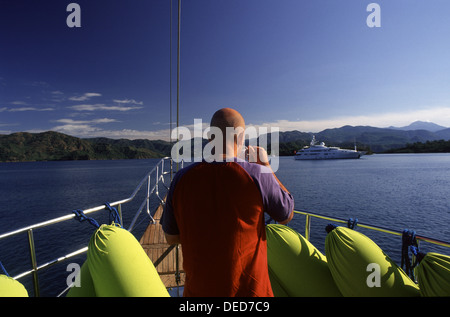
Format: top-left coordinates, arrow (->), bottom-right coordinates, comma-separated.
1,0 -> 450,141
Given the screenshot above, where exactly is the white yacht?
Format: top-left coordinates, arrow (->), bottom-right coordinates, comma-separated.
294,136 -> 362,160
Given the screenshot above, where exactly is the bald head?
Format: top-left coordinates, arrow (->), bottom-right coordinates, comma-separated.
208,108 -> 246,158
210,108 -> 245,132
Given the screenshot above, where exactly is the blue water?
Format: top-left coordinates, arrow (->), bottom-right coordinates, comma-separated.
0,159 -> 163,296
1,154 -> 450,296
277,154 -> 450,262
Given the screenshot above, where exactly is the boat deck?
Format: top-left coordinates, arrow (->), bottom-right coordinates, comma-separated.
139,201 -> 185,289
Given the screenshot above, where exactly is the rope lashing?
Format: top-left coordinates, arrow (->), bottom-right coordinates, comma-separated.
325,223 -> 337,233
72,209 -> 100,228
0,260 -> 10,277
104,202 -> 122,227
401,229 -> 420,280
347,218 -> 358,229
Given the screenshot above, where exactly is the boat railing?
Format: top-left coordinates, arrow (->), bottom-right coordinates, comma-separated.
295,209 -> 450,283
2,157 -> 450,296
0,157 -> 180,297
295,209 -> 450,249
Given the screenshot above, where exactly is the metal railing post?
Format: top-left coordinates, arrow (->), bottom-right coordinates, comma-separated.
27,229 -> 40,297
147,174 -> 151,214
175,244 -> 181,297
118,204 -> 123,226
155,165 -> 159,198
305,214 -> 311,241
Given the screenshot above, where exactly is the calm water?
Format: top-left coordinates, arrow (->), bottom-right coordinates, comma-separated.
277,154 -> 450,261
1,154 -> 450,296
0,159 -> 162,296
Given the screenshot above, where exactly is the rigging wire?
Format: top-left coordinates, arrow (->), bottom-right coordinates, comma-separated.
170,0 -> 173,147
176,0 -> 181,172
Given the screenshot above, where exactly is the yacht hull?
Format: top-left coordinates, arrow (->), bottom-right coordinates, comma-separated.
294,135 -> 363,160
294,151 -> 361,160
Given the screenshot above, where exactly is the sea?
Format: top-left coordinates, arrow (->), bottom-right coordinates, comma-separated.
1,153 -> 450,296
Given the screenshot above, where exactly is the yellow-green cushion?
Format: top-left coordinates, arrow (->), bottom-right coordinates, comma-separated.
0,275 -> 28,297
66,261 -> 96,297
87,225 -> 169,297
325,226 -> 419,296
417,252 -> 450,296
266,224 -> 341,296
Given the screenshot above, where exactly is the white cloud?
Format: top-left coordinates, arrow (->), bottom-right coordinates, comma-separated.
90,129 -> 173,140
10,101 -> 28,105
55,118 -> 118,125
113,99 -> 144,105
52,124 -> 101,136
69,92 -> 102,101
248,106 -> 450,132
0,107 -> 54,112
27,105 -> 450,142
51,125 -> 172,141
70,104 -> 143,111
52,117 -> 120,137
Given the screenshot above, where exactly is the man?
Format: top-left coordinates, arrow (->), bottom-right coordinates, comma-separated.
161,108 -> 294,297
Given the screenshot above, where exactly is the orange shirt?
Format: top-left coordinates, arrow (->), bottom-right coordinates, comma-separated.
162,160 -> 293,297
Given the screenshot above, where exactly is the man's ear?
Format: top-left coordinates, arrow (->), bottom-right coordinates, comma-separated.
235,127 -> 245,147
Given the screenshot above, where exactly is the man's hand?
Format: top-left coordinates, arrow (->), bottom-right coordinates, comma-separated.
247,146 -> 270,166
248,145 -> 291,197
247,145 -> 294,225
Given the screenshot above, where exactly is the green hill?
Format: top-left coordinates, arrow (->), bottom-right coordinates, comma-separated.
0,131 -> 170,162
1,124 -> 449,162
385,140 -> 450,153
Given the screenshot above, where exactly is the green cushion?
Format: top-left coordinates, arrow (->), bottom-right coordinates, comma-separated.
325,226 -> 420,296
66,261 -> 96,297
266,224 -> 341,296
0,274 -> 28,297
86,225 -> 169,297
417,252 -> 450,296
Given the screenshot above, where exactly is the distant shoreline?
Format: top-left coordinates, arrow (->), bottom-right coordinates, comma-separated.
2,128 -> 450,163
3,152 -> 450,165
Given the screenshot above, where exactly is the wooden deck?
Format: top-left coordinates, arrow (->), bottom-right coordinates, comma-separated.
139,201 -> 185,289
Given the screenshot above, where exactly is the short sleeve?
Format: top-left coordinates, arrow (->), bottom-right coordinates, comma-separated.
238,162 -> 294,223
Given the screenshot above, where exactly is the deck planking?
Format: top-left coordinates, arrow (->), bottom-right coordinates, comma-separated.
139,200 -> 185,289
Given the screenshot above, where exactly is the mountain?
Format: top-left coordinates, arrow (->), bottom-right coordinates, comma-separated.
0,131 -> 170,162
2,121 -> 450,162
85,137 -> 172,158
434,128 -> 450,140
388,121 -> 447,132
314,125 -> 439,152
270,122 -> 450,153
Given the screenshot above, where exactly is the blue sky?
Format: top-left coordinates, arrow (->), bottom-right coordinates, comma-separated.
1,0 -> 450,140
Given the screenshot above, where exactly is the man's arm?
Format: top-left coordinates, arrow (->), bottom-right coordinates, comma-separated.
248,146 -> 294,224
278,210 -> 293,224
161,180 -> 181,245
248,146 -> 288,189
165,233 -> 181,245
